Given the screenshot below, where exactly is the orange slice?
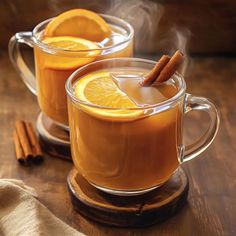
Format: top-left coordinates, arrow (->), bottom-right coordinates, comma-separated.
42,36 -> 100,70
74,71 -> 143,121
44,9 -> 111,42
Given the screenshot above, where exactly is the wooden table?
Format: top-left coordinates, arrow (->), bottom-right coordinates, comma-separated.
1,50 -> 235,235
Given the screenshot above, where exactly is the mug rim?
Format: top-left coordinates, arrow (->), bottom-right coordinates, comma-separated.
66,57 -> 186,111
32,14 -> 134,53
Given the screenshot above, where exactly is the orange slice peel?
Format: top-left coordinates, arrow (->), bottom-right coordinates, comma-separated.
44,9 -> 111,42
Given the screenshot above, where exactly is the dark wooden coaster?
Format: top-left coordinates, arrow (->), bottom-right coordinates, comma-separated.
67,167 -> 189,227
36,113 -> 72,161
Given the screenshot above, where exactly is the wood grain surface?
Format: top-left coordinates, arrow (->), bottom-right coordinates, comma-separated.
0,50 -> 236,235
67,168 -> 188,227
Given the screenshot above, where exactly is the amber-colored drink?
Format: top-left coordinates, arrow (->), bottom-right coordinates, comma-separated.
33,12 -> 133,125
67,66 -> 183,191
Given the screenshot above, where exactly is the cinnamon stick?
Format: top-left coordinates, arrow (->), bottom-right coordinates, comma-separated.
13,120 -> 43,165
13,130 -> 25,165
155,50 -> 184,84
141,55 -> 170,86
15,120 -> 33,164
25,122 -> 43,164
142,50 -> 184,86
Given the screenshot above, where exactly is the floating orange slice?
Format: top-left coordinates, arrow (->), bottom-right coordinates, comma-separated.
42,36 -> 100,70
44,9 -> 111,42
74,71 -> 143,121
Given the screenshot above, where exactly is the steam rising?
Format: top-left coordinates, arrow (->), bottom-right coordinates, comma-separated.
168,27 -> 191,75
107,0 -> 191,75
108,0 -> 163,50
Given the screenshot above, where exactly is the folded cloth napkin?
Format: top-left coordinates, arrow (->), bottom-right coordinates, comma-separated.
0,179 -> 84,236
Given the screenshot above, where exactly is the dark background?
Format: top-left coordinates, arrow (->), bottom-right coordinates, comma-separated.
1,0 -> 235,55
1,1 -> 236,235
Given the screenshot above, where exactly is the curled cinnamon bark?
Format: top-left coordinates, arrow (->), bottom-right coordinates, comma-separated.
15,120 -> 33,164
142,50 -> 184,86
13,120 -> 43,165
141,55 -> 170,86
155,50 -> 184,84
25,122 -> 43,164
13,130 -> 25,165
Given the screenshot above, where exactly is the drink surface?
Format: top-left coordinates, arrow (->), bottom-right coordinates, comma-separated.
68,68 -> 183,191
34,20 -> 133,125
73,67 -> 178,112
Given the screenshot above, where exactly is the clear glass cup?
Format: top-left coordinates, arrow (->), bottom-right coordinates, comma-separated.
8,14 -> 133,156
8,15 -> 133,126
66,58 -> 220,196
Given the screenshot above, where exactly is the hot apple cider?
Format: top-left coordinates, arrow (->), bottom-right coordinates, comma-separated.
34,9 -> 133,125
68,67 -> 182,191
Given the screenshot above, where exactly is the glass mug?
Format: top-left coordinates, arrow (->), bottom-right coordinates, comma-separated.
66,58 -> 220,196
8,14 -> 134,128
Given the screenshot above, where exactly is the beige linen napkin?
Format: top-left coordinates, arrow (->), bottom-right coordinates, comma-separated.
0,179 -> 84,236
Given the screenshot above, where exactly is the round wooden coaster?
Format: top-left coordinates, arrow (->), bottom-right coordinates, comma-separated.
67,168 -> 189,227
36,113 -> 72,161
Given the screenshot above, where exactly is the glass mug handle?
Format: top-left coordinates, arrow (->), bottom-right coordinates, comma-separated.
180,93 -> 220,163
8,32 -> 37,95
